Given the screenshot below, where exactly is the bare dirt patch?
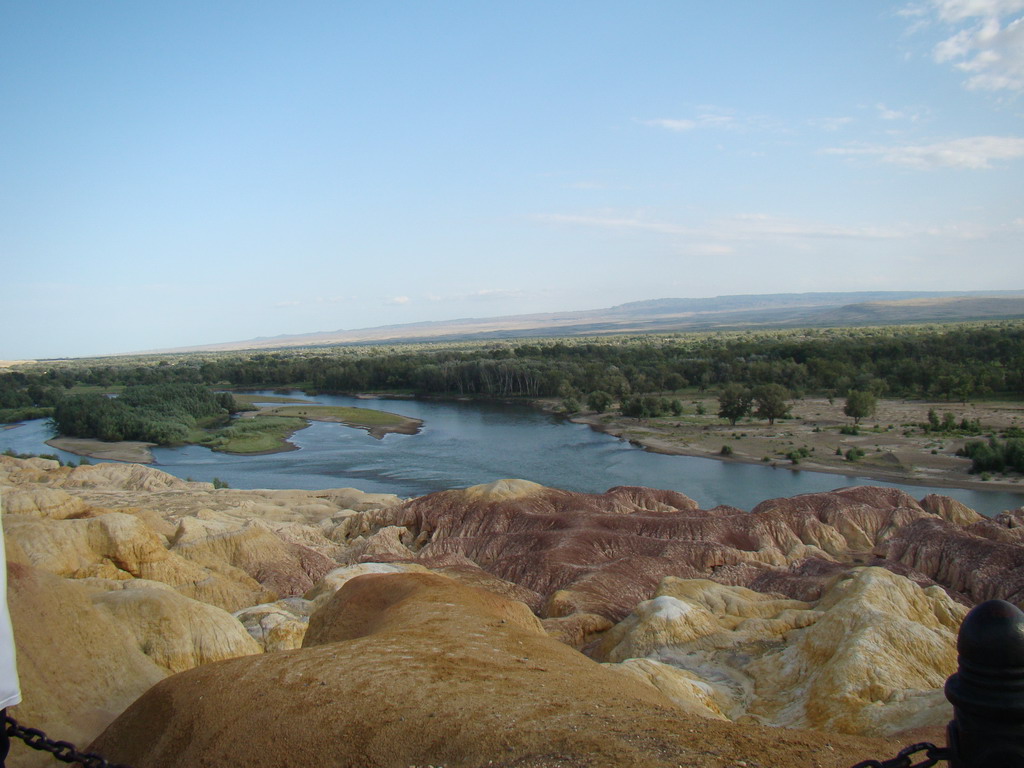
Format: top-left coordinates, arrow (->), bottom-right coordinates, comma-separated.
45,437 -> 156,463
570,396 -> 1024,493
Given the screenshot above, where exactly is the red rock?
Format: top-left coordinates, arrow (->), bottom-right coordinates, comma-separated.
368,482 -> 1000,621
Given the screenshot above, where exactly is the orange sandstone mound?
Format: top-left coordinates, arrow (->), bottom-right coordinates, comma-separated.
89,572 -> 910,768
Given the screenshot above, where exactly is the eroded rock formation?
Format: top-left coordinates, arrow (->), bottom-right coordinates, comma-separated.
371,481 -> 1022,621
88,572 -> 911,768
4,454 -> 1022,764
593,567 -> 965,735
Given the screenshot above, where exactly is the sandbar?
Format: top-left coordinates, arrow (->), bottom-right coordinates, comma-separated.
46,437 -> 156,464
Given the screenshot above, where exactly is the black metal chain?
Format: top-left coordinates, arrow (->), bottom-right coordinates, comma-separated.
3,712 -> 955,768
3,713 -> 133,768
849,741 -> 951,768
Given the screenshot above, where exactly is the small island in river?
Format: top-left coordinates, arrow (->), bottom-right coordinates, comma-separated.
237,403 -> 423,440
47,395 -> 423,463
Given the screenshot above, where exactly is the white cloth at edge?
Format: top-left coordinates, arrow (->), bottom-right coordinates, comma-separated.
0,495 -> 22,708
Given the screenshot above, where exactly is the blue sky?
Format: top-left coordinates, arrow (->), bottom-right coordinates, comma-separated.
2,1 -> 1023,359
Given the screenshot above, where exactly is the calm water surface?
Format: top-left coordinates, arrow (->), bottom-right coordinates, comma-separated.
4,391 -> 1023,516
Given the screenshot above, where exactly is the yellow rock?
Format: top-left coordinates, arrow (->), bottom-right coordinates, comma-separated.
461,478 -> 546,501
304,562 -> 430,609
4,513 -> 274,611
604,658 -> 730,720
6,564 -> 166,763
593,567 -> 966,736
1,487 -> 88,519
234,598 -> 313,651
748,567 -> 964,735
91,582 -> 263,674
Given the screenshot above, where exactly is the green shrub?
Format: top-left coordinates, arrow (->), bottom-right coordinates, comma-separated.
958,437 -> 1024,474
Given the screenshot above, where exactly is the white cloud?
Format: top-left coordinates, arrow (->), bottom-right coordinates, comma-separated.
876,103 -> 924,121
810,116 -> 854,131
684,243 -> 736,256
566,181 -> 610,190
641,118 -> 697,132
387,296 -> 411,305
418,289 -> 528,304
275,295 -> 346,309
640,107 -> 777,134
538,211 -> 904,241
466,288 -> 526,300
825,135 -> 1024,168
694,110 -> 736,128
930,0 -> 1024,24
537,212 -> 688,234
910,0 -> 1024,90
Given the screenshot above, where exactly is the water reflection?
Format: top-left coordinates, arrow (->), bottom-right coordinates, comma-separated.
2,391 -> 1023,516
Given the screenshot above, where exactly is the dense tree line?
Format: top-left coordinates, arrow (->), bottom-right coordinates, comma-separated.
4,323 -> 1024,422
51,384 -> 240,444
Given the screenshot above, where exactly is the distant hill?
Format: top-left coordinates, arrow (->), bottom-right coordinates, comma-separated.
152,290 -> 1024,353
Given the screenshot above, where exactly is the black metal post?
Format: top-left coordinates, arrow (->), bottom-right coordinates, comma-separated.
945,599 -> 1024,768
1,708 -> 8,768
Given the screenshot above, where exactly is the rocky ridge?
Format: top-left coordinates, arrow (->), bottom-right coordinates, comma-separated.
3,455 -> 1023,767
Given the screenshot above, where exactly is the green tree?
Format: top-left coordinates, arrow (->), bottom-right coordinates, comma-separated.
717,384 -> 752,426
843,390 -> 876,425
621,395 -> 667,420
752,384 -> 790,426
586,390 -> 613,413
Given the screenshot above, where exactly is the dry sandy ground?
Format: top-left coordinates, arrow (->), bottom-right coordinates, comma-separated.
44,436 -> 156,463
570,396 -> 1024,494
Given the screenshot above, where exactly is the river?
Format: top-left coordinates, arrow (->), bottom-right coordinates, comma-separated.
3,391 -> 1023,516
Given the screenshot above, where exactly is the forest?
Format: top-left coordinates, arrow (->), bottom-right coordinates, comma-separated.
49,384 -> 244,443
3,323 -> 1024,449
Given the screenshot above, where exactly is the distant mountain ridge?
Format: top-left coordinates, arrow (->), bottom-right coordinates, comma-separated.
152,290 -> 1024,353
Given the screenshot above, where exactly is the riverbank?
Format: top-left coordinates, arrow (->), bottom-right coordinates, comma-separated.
46,436 -> 157,463
560,395 -> 1024,494
44,401 -> 424,462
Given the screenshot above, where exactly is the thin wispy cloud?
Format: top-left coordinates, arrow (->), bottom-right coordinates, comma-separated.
809,116 -> 854,131
275,296 -> 346,309
640,107 -> 779,134
538,211 -> 905,241
420,289 -> 529,303
566,181 -> 611,190
876,103 -> 924,121
641,118 -> 697,132
466,288 -> 526,300
907,0 -> 1024,91
537,213 -> 689,234
825,135 -> 1024,168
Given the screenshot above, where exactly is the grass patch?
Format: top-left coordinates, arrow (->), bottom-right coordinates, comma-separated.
197,416 -> 308,454
233,394 -> 313,405
67,384 -> 125,395
261,405 -> 409,427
